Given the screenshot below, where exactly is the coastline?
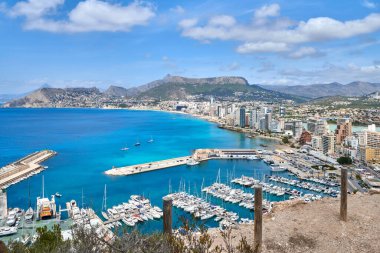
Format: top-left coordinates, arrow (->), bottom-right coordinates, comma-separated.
2,106 -> 288,149
127,106 -> 286,143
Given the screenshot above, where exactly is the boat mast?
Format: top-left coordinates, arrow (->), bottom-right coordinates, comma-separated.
81,188 -> 84,209
102,184 -> 107,211
28,178 -> 31,208
42,175 -> 44,198
215,168 -> 221,184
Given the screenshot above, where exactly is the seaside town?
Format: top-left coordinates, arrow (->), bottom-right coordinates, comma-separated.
1,0 -> 380,252
1,93 -> 379,251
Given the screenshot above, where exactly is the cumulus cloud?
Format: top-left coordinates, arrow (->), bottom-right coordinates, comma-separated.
208,15 -> 236,27
7,0 -> 156,33
10,0 -> 64,18
237,42 -> 289,53
178,18 -> 198,28
254,3 -> 280,19
179,3 -> 380,55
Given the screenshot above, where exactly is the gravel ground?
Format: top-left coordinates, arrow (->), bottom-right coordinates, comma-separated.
210,193 -> 380,253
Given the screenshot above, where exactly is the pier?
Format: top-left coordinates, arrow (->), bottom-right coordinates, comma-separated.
105,149 -> 259,176
0,150 -> 57,189
105,156 -> 193,176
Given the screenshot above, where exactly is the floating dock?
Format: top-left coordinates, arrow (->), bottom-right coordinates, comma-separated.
105,149 -> 259,176
0,150 -> 57,189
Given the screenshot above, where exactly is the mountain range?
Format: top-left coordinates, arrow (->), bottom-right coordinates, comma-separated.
2,75 -> 305,107
261,81 -> 380,99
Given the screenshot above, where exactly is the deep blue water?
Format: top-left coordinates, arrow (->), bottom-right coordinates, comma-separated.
0,108 -> 284,232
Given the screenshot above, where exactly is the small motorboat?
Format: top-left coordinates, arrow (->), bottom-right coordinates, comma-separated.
55,192 -> 62,198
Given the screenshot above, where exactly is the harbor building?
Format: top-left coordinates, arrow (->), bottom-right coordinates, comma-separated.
36,195 -> 57,220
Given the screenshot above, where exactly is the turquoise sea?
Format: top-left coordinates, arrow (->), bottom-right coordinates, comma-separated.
0,108 -> 314,232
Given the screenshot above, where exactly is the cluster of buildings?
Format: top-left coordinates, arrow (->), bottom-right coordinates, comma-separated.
151,98 -> 380,166
127,96 -> 379,167
305,119 -> 379,164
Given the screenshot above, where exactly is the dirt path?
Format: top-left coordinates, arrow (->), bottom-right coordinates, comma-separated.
210,193 -> 380,252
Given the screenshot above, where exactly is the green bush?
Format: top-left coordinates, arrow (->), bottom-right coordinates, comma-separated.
337,156 -> 352,165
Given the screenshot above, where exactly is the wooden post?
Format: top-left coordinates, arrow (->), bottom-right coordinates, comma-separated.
340,168 -> 347,221
254,186 -> 263,253
163,196 -> 172,234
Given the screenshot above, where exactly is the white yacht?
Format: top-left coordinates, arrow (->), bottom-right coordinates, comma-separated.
0,226 -> 18,237
6,211 -> 16,226
247,155 -> 259,160
186,158 -> 200,166
270,164 -> 287,172
24,207 -> 34,223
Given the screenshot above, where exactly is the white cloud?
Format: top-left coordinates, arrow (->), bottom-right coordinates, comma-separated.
170,5 -> 185,14
362,0 -> 376,9
8,0 -> 156,33
10,0 -> 64,18
178,18 -> 198,28
237,42 -> 289,53
208,15 -> 236,27
254,3 -> 280,19
288,47 -> 324,59
297,14 -> 380,41
179,3 -> 380,55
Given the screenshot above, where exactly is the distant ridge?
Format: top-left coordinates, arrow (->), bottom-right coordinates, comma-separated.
3,75 -> 306,107
3,87 -> 101,108
130,75 -> 305,101
104,85 -> 128,97
261,81 -> 380,99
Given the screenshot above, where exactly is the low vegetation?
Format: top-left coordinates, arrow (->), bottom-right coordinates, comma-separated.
3,220 -> 259,253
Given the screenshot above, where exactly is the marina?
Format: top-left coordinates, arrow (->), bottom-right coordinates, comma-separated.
165,192 -> 240,229
101,195 -> 163,229
267,175 -> 340,197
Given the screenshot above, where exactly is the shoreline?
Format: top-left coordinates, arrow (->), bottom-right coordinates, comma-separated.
127,106 -> 286,144
1,106 -> 289,149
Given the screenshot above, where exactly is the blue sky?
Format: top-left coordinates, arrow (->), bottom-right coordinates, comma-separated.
1,0 -> 380,93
